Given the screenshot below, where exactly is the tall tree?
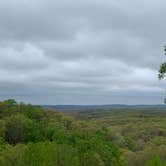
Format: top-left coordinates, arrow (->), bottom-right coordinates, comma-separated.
158,46 -> 166,79
158,46 -> 166,103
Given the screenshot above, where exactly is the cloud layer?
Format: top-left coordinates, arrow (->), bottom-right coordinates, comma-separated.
0,0 -> 166,104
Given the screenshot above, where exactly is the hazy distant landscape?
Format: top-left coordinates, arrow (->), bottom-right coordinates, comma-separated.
42,104 -> 166,111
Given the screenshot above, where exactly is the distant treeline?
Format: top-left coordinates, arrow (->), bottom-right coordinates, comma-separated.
42,104 -> 166,111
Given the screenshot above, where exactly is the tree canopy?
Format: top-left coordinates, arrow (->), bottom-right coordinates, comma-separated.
158,46 -> 166,79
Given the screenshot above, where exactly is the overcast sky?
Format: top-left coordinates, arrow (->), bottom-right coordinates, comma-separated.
0,0 -> 166,104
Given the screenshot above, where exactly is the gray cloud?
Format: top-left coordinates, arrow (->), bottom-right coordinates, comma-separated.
0,0 -> 165,104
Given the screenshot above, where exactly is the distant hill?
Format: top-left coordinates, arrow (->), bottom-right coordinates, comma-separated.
41,104 -> 166,111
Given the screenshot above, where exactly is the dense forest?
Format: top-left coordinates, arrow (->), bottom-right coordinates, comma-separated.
0,99 -> 165,166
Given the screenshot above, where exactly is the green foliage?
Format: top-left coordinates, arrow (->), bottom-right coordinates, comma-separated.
146,156 -> 166,166
5,114 -> 27,144
159,46 -> 166,79
158,63 -> 166,79
73,109 -> 166,166
0,100 -> 124,166
124,137 -> 135,151
4,114 -> 43,144
0,99 -> 165,166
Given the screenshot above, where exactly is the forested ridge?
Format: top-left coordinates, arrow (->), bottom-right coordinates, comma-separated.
0,99 -> 165,166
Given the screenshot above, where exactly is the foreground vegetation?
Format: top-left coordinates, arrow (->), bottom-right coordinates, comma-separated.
0,99 -> 166,166
71,108 -> 166,166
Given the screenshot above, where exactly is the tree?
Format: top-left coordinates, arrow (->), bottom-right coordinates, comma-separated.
4,99 -> 17,106
158,46 -> 166,79
4,114 -> 42,144
158,46 -> 166,103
